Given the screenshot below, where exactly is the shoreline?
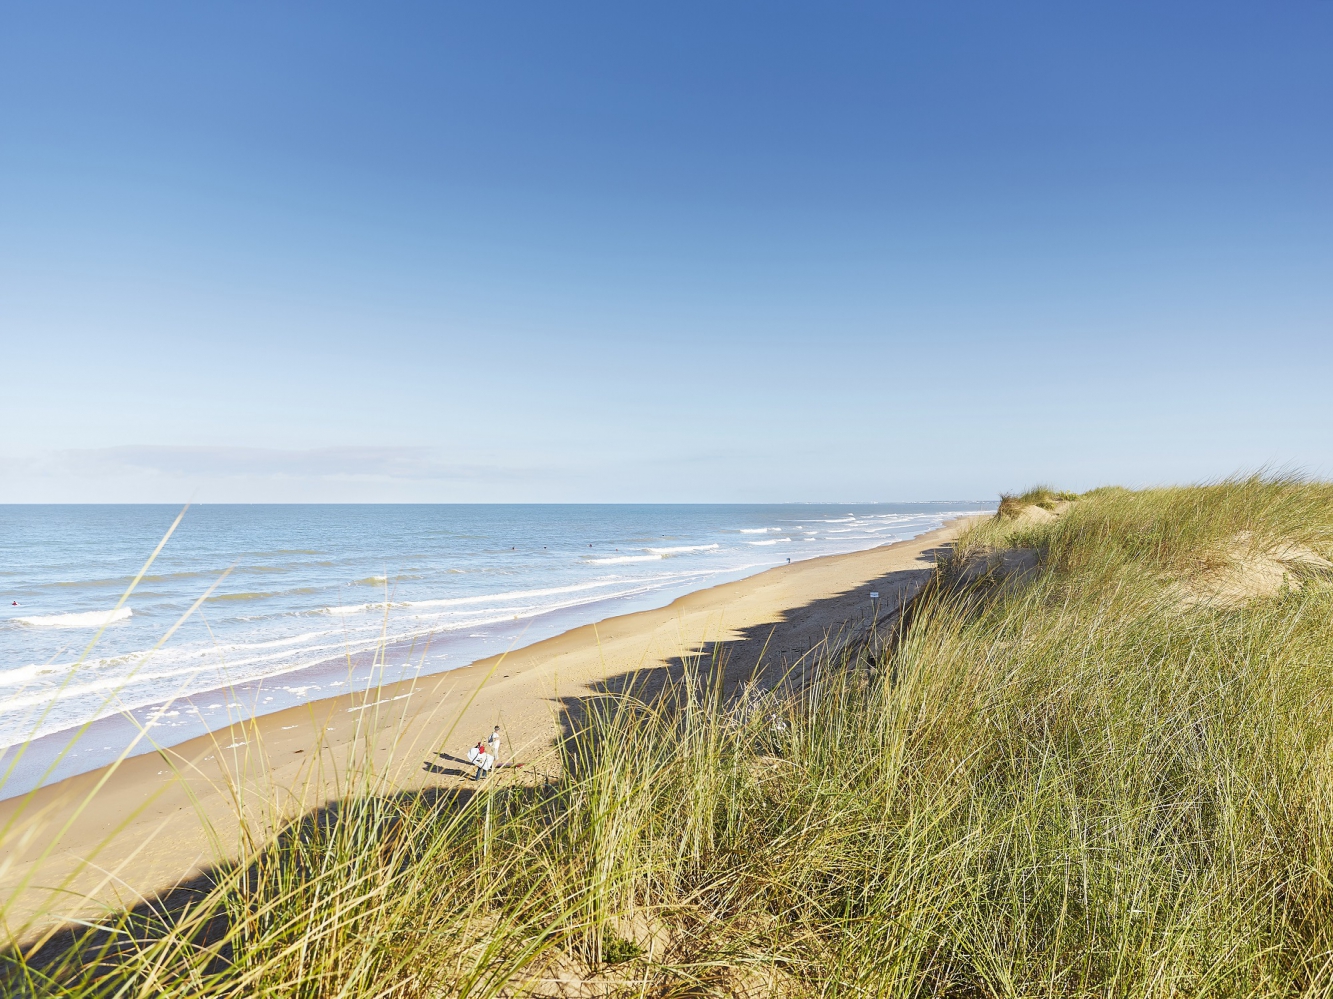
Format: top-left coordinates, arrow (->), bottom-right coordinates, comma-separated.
0,517 -> 974,939
2,511 -> 987,799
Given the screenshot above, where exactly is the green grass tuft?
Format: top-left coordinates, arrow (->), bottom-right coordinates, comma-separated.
599,933 -> 643,966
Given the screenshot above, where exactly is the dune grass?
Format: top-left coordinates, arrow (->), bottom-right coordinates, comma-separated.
6,476 -> 1333,996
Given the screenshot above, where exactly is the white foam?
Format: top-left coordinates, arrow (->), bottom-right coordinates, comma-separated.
645,544 -> 719,555
0,663 -> 57,685
15,608 -> 133,630
739,527 -> 780,534
588,554 -> 662,565
317,577 -> 652,615
748,538 -> 792,546
322,603 -> 392,616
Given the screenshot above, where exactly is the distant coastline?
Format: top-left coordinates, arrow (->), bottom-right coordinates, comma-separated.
0,503 -> 993,796
0,516 -> 972,937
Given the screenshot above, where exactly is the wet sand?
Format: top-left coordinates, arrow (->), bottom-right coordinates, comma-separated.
0,520 -> 969,941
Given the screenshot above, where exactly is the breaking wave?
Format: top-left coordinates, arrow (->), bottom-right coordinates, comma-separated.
14,608 -> 133,629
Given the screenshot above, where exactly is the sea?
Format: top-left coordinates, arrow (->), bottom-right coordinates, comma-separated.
0,503 -> 992,797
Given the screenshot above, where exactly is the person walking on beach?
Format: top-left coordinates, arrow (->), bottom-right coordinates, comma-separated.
487,725 -> 501,766
475,748 -> 494,780
469,741 -> 494,780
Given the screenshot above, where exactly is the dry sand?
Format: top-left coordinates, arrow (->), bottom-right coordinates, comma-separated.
0,520 -> 970,941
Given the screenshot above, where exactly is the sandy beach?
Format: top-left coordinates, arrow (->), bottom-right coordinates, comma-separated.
0,521 -> 965,941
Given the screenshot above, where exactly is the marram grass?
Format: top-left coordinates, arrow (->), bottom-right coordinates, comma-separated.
6,476 -> 1333,996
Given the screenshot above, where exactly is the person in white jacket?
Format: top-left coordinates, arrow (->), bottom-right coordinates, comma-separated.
467,741 -> 494,780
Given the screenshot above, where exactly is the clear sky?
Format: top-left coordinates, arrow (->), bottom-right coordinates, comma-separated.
3,3 -> 1330,503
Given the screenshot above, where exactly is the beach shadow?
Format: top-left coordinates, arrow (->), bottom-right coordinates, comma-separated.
435,751 -> 474,766
549,551 -> 948,770
4,782 -> 502,983
422,761 -> 465,776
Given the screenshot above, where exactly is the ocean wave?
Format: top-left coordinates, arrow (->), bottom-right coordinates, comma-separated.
0,574 -> 729,735
48,570 -> 210,588
316,577 -> 663,616
322,603 -> 373,616
0,663 -> 59,686
587,554 -> 661,565
14,608 -> 133,629
644,544 -> 719,555
748,538 -> 792,546
739,527 -> 779,534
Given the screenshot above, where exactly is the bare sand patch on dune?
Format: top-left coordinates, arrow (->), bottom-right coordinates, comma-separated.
1175,533 -> 1333,609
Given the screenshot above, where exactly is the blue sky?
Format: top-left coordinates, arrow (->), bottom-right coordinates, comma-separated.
3,2 -> 1330,502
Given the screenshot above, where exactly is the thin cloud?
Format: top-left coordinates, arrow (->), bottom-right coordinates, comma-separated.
16,445 -> 539,482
